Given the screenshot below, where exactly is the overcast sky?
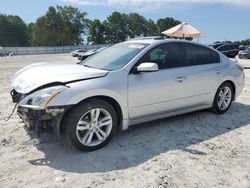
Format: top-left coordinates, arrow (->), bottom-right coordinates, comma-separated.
0,0 -> 249,43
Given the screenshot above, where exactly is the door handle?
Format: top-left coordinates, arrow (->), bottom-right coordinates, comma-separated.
216,70 -> 221,75
176,76 -> 186,82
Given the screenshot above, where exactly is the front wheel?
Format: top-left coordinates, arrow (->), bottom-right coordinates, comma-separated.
210,82 -> 234,114
64,99 -> 117,151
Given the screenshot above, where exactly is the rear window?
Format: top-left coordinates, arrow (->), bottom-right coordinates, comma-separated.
210,50 -> 220,63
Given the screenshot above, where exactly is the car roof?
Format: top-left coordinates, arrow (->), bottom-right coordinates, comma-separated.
124,39 -> 213,50
125,39 -> 160,44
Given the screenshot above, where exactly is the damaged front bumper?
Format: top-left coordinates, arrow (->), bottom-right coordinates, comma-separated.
17,105 -> 69,138
10,88 -> 71,138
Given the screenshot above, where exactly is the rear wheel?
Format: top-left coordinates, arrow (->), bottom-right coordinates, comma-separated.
210,82 -> 234,114
64,99 -> 117,151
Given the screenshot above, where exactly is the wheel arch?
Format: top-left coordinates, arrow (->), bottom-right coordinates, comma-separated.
59,95 -> 124,135
223,80 -> 236,101
217,80 -> 236,101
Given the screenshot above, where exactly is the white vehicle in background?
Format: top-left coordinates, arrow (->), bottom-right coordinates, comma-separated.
77,47 -> 107,61
0,47 -> 15,57
11,38 -> 245,151
71,49 -> 85,57
238,47 -> 250,59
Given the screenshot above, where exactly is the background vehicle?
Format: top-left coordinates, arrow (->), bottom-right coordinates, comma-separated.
209,42 -> 224,49
78,47 -> 106,61
239,45 -> 247,51
238,47 -> 250,59
71,49 -> 85,57
210,43 -> 239,58
11,39 -> 245,151
0,47 -> 16,57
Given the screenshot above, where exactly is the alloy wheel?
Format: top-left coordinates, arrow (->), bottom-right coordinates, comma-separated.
76,108 -> 113,147
217,86 -> 232,111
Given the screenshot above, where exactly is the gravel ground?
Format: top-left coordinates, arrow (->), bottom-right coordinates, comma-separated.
0,54 -> 250,188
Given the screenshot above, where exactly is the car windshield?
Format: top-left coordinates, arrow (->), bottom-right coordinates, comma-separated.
80,43 -> 148,71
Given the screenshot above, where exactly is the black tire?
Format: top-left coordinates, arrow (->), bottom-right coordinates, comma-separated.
210,82 -> 234,114
63,99 -> 117,151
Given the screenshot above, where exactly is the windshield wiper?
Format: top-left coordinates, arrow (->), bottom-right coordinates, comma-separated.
83,64 -> 112,71
83,64 -> 93,68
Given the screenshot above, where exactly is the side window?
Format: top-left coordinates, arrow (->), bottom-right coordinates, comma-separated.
148,48 -> 166,62
184,44 -> 214,66
139,43 -> 184,69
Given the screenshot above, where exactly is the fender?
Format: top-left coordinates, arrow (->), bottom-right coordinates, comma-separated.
47,71 -> 129,121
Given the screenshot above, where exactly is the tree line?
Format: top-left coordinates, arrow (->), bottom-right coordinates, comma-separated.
87,12 -> 181,44
0,5 -> 180,47
0,5 -> 249,47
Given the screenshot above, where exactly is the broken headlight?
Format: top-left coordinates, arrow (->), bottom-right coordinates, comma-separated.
28,86 -> 68,109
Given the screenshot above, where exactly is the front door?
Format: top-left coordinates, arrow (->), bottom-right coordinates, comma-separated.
128,43 -> 189,119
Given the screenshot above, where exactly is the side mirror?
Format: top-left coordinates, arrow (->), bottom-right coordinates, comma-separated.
137,62 -> 159,72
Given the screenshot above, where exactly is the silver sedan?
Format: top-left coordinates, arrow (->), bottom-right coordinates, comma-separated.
11,39 -> 245,151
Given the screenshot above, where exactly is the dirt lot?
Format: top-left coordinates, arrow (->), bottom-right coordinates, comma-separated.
0,54 -> 250,188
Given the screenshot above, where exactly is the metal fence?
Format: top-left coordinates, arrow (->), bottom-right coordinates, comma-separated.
1,44 -> 110,55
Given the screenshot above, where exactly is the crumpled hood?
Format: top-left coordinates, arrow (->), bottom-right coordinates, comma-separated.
11,62 -> 109,93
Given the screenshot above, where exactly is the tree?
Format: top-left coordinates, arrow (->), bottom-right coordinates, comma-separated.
57,5 -> 89,45
0,14 -> 28,46
32,7 -> 61,46
240,39 -> 250,46
145,19 -> 159,36
127,13 -> 148,38
88,19 -> 106,44
26,23 -> 34,46
31,6 -> 88,46
105,12 -> 129,43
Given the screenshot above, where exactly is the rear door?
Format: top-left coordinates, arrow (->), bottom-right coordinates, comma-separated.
183,43 -> 223,106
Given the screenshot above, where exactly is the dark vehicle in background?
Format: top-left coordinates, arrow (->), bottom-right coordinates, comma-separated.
210,43 -> 239,58
78,47 -> 106,61
216,44 -> 239,58
238,47 -> 250,59
210,43 -> 224,49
